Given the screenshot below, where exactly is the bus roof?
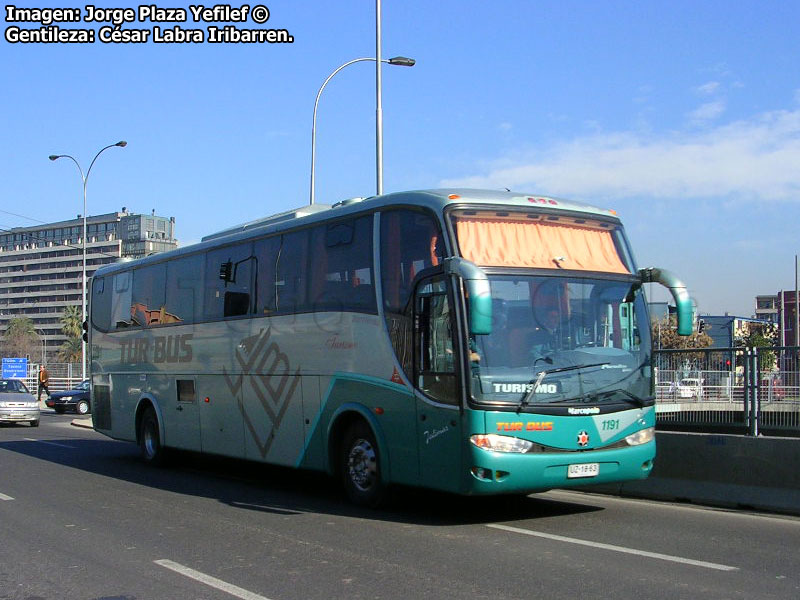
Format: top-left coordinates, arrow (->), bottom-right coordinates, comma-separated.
92,188 -> 621,278
202,189 -> 619,241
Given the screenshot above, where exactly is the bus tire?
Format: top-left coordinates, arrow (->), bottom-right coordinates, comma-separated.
340,420 -> 385,507
139,407 -> 167,466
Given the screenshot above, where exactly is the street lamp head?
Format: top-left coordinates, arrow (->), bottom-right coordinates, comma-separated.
388,56 -> 415,67
115,140 -> 127,147
48,155 -> 60,161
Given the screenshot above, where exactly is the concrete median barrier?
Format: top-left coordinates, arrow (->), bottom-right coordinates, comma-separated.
586,432 -> 800,516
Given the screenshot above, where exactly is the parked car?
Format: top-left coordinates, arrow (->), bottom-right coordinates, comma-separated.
676,377 -> 704,399
47,380 -> 91,415
0,378 -> 40,427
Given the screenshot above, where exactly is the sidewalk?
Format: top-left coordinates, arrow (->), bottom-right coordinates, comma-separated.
71,417 -> 93,429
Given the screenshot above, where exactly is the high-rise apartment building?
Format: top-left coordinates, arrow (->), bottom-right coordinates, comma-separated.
0,209 -> 177,362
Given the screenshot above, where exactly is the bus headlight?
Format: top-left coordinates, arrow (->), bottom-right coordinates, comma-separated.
625,427 -> 655,446
470,434 -> 533,453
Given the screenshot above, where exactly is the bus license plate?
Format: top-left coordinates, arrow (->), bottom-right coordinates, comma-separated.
567,463 -> 599,478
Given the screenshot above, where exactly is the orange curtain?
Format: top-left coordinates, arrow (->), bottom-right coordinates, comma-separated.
454,217 -> 630,273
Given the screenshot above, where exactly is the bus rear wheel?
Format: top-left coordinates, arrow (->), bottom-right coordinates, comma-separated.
341,421 -> 385,507
139,407 -> 167,466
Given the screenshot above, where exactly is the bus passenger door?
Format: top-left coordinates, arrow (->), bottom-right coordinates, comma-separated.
413,275 -> 464,493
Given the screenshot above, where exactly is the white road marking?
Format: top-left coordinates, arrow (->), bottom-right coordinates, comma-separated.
154,559 -> 273,600
23,438 -> 76,449
546,489 -> 800,526
0,492 -> 14,501
486,523 -> 738,571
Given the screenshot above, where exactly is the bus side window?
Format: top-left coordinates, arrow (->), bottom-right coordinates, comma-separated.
275,230 -> 309,314
165,253 -> 204,324
204,242 -> 254,320
310,215 -> 376,313
130,264 -> 167,327
380,210 -> 443,314
254,236 -> 280,315
90,276 -> 112,332
381,210 -> 444,379
111,272 -> 133,329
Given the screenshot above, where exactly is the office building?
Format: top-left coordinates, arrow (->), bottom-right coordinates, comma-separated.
0,209 -> 177,362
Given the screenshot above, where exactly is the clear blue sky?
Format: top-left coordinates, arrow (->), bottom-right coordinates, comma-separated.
2,1 -> 799,317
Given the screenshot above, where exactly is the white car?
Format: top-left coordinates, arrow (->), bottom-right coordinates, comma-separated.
0,379 -> 40,427
676,378 -> 703,399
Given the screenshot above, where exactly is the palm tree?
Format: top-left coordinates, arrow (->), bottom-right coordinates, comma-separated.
57,336 -> 82,363
55,305 -> 84,364
60,305 -> 82,339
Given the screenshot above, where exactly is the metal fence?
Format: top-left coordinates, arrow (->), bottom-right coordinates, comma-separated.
654,347 -> 800,436
22,363 -> 83,398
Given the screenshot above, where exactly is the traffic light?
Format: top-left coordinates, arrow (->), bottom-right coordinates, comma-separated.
82,319 -> 88,343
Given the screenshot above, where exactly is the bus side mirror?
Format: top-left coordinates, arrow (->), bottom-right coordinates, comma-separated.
465,278 -> 492,335
444,258 -> 492,335
639,267 -> 693,336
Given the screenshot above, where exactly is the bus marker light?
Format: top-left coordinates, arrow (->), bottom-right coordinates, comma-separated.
448,194 -> 461,200
470,467 -> 492,480
373,407 -> 384,415
204,397 -> 210,403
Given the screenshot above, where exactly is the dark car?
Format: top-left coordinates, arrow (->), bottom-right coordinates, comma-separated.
47,380 -> 91,415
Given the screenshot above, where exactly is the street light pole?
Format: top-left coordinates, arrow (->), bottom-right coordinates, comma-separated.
376,0 -> 383,196
310,56 -> 414,205
49,140 -> 126,380
36,328 -> 47,365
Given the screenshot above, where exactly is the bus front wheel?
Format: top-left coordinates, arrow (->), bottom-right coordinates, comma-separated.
341,421 -> 385,507
139,407 -> 167,466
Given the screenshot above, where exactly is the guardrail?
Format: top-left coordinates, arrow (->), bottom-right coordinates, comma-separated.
654,347 -> 800,436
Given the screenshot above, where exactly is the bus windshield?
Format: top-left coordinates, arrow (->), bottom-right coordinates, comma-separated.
468,274 -> 652,408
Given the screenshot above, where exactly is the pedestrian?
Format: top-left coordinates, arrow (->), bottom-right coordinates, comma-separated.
37,364 -> 50,401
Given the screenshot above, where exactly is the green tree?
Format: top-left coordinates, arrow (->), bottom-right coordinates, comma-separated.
60,305 -> 82,339
57,336 -> 82,363
1,317 -> 39,359
652,315 -> 713,351
58,304 -> 83,363
736,322 -> 778,370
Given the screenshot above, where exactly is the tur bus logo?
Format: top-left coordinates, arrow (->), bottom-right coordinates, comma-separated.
224,327 -> 301,458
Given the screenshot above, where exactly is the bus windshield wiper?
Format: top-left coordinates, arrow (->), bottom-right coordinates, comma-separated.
586,388 -> 647,408
518,362 -> 610,411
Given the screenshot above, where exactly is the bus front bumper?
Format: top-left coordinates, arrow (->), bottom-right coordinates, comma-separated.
462,441 -> 655,495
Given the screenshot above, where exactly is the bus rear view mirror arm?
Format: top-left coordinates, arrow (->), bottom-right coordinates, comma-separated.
639,267 -> 693,336
444,257 -> 492,335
